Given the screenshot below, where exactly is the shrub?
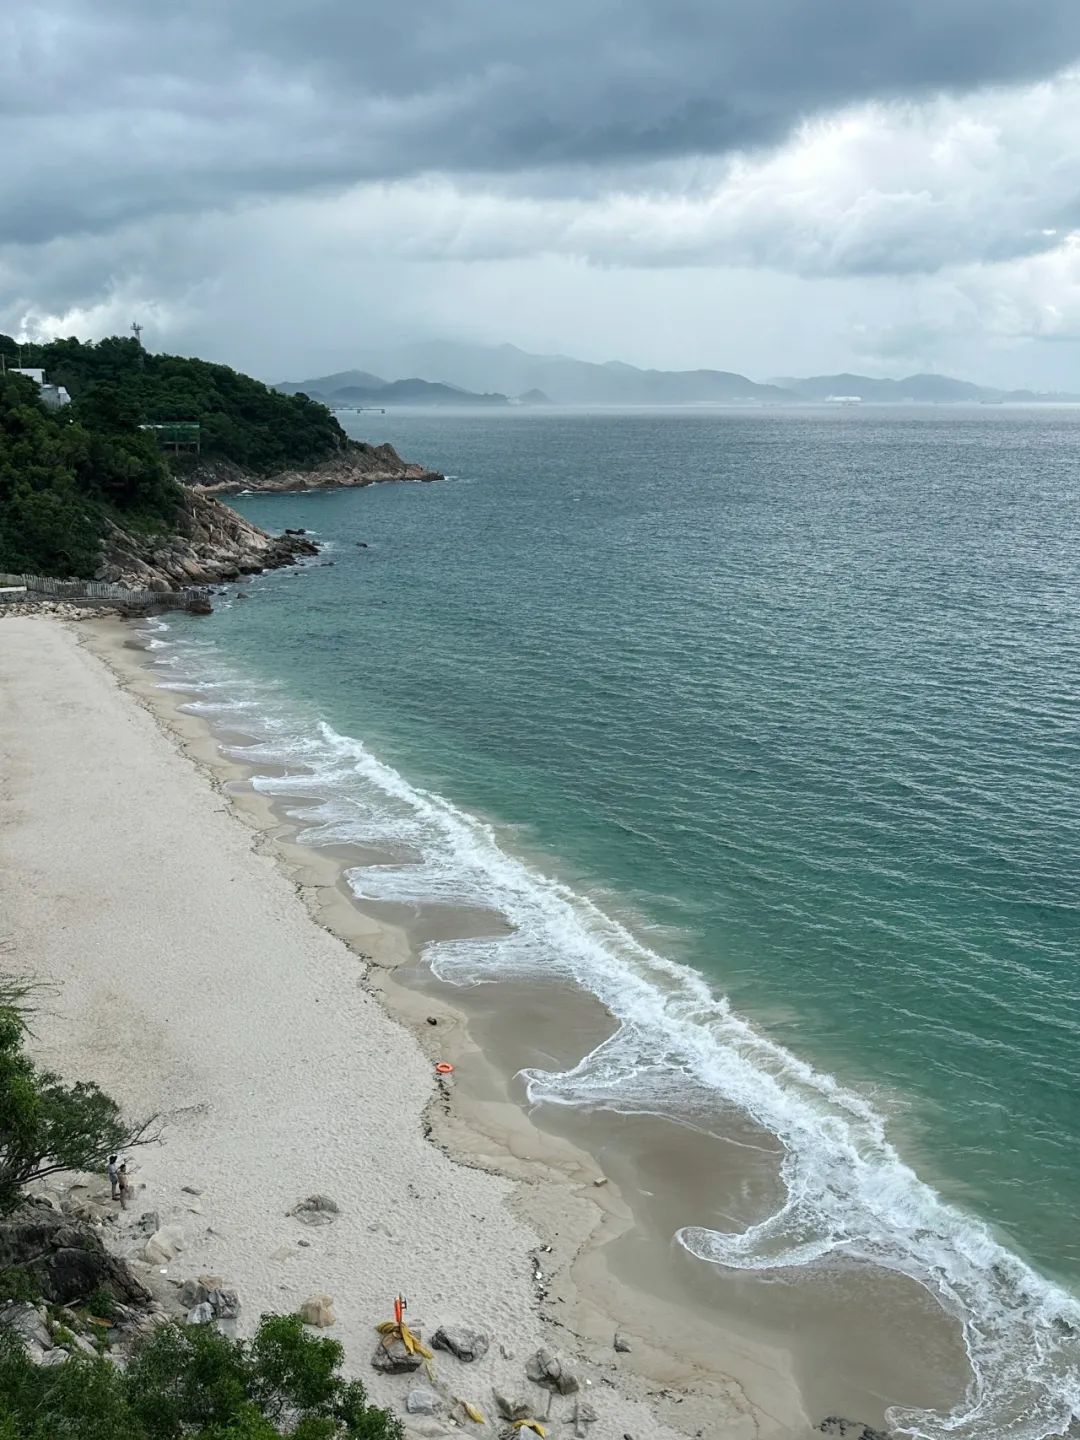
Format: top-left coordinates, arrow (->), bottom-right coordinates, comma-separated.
0,1317 -> 404,1440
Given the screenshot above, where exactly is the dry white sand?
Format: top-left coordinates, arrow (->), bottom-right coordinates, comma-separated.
0,616 -> 808,1439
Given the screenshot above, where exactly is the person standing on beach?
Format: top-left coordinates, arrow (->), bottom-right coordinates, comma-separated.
117,1162 -> 130,1210
108,1154 -> 120,1201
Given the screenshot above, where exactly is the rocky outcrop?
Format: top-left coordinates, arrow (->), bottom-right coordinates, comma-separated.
96,488 -> 318,591
188,442 -> 442,496
0,1200 -> 152,1308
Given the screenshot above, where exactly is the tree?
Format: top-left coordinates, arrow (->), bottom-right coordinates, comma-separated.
0,1004 -> 157,1214
0,1316 -> 404,1439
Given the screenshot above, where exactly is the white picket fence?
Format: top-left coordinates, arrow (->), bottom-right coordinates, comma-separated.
0,571 -> 210,611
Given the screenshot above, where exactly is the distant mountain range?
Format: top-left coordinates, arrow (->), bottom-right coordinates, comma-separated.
278,343 -> 1080,407
774,372 -> 1080,403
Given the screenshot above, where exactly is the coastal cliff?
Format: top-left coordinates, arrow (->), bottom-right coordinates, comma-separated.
96,488 -> 318,589
185,442 -> 442,495
0,334 -> 443,586
91,438 -> 443,590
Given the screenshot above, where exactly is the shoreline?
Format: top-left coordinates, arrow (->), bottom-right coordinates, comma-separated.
72,614 -> 977,1436
0,613 -> 809,1440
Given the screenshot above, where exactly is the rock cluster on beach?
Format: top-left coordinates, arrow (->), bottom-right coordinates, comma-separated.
0,598 -> 125,620
0,1197 -> 152,1309
0,1196 -> 173,1368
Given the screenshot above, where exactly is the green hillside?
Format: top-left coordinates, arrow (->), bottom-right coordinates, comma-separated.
0,369 -> 180,577
0,334 -> 349,578
2,334 -> 348,473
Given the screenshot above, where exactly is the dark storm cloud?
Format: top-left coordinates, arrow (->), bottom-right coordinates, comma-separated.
5,0 -> 1080,247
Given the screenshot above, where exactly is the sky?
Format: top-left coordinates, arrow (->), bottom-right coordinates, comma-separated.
6,2 -> 1080,387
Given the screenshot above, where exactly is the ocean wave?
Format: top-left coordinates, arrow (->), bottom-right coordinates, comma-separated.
149,634 -> 1080,1440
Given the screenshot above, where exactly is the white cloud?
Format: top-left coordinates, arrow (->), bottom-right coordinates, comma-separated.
7,56 -> 1080,385
244,69 -> 1080,281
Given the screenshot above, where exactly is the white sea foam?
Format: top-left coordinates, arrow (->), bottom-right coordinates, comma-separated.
149,637 -> 1080,1440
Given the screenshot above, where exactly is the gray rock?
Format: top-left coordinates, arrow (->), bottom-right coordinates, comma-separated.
494,1392 -> 534,1422
36,1346 -> 70,1367
572,1401 -> 599,1435
405,1386 -> 443,1415
179,1274 -> 224,1309
137,1212 -> 161,1235
818,1421 -> 890,1440
371,1333 -> 423,1374
613,1334 -> 632,1353
187,1302 -> 214,1325
209,1288 -> 240,1320
180,1186 -> 204,1197
0,1302 -> 52,1351
525,1347 -> 580,1396
290,1195 -> 340,1227
295,1194 -> 338,1214
432,1323 -> 489,1363
142,1224 -> 186,1264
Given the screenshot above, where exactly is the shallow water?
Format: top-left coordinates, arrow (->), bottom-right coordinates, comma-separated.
163,405 -> 1080,1437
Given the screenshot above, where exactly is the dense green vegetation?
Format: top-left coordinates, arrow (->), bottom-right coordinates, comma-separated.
0,370 -> 180,577
0,1314 -> 403,1440
1,335 -> 346,473
0,333 -> 346,577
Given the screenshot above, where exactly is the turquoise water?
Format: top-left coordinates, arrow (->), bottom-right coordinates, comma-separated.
163,408 -> 1080,1438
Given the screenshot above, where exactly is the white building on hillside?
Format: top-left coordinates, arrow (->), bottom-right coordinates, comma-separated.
10,366 -> 71,409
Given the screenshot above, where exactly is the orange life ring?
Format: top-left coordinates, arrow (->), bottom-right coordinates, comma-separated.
435,1062 -> 454,1075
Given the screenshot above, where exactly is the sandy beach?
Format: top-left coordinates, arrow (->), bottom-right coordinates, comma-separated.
0,614 -> 826,1440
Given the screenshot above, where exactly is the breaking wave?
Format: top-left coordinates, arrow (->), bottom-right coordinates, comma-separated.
142,621 -> 1080,1440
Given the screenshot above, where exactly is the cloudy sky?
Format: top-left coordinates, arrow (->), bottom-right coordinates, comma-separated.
6,1 -> 1080,386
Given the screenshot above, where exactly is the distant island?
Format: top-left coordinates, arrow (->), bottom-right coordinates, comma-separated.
281,341 -> 1080,407
0,334 -> 440,586
773,372 -> 1080,404
276,371 -> 518,407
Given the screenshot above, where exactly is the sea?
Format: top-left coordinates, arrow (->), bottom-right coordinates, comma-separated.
153,406 -> 1080,1439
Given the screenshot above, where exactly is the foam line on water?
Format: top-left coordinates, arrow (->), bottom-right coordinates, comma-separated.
146,639 -> 1080,1440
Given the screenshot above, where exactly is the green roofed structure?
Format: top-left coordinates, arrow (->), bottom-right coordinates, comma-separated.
141,421 -> 201,453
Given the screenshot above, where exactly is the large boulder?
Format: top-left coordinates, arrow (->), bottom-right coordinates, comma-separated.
0,1302 -> 52,1351
432,1324 -> 489,1363
405,1387 -> 443,1415
372,1332 -> 423,1374
142,1224 -> 186,1264
0,1202 -> 151,1307
298,1294 -> 335,1328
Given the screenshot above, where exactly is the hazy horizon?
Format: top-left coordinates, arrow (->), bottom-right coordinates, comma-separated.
8,4 -> 1080,391
271,339 -> 1080,394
